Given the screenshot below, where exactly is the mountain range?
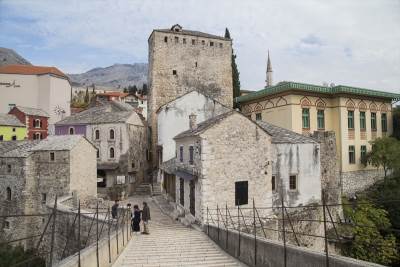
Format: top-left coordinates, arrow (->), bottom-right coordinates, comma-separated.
0,47 -> 32,66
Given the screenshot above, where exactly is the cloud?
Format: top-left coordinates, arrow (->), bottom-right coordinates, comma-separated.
0,0 -> 399,93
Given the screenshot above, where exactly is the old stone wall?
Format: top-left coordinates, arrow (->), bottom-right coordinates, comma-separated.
341,169 -> 384,195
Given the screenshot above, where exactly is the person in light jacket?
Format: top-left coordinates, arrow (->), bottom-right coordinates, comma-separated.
142,202 -> 151,234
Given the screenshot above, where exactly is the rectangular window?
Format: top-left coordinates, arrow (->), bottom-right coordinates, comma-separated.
189,146 -> 194,165
317,110 -> 325,129
360,145 -> 367,163
4,221 -> 10,229
371,112 -> 377,131
12,128 -> 16,132
289,175 -> 297,191
219,43 -> 223,48
360,111 -> 366,130
348,110 -> 354,129
50,152 -> 55,161
235,181 -> 248,206
164,36 -> 168,43
174,36 -> 179,43
192,39 -> 196,45
256,113 -> 262,121
271,176 -> 276,191
210,41 -> 214,46
172,70 -> 177,75
41,193 -> 47,204
179,146 -> 183,162
7,165 -> 11,173
349,145 -> 355,164
180,178 -> 184,206
11,135 -> 17,141
183,38 -> 186,44
302,108 -> 310,129
201,40 -> 205,45
381,113 -> 387,132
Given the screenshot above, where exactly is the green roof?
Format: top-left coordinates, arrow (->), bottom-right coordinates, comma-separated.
236,81 -> 400,103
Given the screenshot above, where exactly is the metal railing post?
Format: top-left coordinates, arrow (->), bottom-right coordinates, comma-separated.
322,190 -> 329,267
78,200 -> 81,267
96,201 -> 99,267
217,205 -> 220,241
206,206 -> 209,236
49,195 -> 57,267
281,195 -> 287,267
238,204 -> 241,257
253,198 -> 257,266
115,209 -> 119,254
284,207 -> 300,246
226,203 -> 228,249
108,206 -> 111,263
126,209 -> 129,241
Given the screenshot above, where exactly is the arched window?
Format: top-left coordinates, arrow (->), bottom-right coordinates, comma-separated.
34,133 -> 41,140
69,127 -> 74,135
109,147 -> 115,159
35,119 -> 41,128
95,130 -> 100,140
6,187 -> 11,201
109,129 -> 115,140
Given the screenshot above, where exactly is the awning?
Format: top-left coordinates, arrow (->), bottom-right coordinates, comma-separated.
175,170 -> 196,181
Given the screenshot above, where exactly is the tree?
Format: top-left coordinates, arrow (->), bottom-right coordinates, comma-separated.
364,137 -> 400,178
225,27 -> 241,108
393,106 -> 400,140
128,85 -> 137,95
123,88 -> 128,93
84,87 -> 90,104
0,245 -> 45,267
142,83 -> 148,95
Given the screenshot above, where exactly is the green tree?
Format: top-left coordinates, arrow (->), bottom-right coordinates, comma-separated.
225,28 -> 241,108
0,245 -> 45,267
364,137 -> 400,178
393,106 -> 400,140
340,198 -> 398,265
84,87 -> 90,104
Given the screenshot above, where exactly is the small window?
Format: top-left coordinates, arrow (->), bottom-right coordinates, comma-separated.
34,133 -> 41,140
381,113 -> 387,132
201,40 -> 205,45
189,146 -> 194,165
183,38 -> 186,44
272,176 -> 276,191
50,152 -> 55,161
131,162 -> 135,169
210,41 -> 214,46
6,187 -> 11,200
371,112 -> 377,131
360,145 -> 367,163
35,119 -> 41,128
235,181 -> 248,206
317,110 -> 325,129
96,149 -> 100,159
95,130 -> 100,140
348,111 -> 354,129
289,175 -> 297,191
69,127 -> 74,135
109,147 -> 115,159
164,36 -> 168,43
7,165 -> 11,173
41,193 -> 47,203
179,146 -> 183,162
0,135 -> 3,141
219,43 -> 223,48
349,145 -> 355,164
192,39 -> 196,45
12,128 -> 16,132
360,112 -> 366,130
4,220 -> 10,229
195,62 -> 197,67
179,178 -> 184,206
302,108 -> 310,129
11,135 -> 17,141
256,113 -> 262,121
109,129 -> 115,140
172,70 -> 177,75
174,36 -> 179,43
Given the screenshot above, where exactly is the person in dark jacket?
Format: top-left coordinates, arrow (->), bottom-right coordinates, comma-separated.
111,200 -> 119,219
142,202 -> 151,234
131,205 -> 141,234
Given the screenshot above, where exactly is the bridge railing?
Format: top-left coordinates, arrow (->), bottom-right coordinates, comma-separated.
0,196 -> 132,267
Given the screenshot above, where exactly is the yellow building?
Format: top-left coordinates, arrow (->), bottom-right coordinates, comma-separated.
0,114 -> 27,141
237,81 -> 400,193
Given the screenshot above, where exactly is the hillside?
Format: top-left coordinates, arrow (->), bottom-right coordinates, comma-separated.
0,47 -> 31,66
68,63 -> 148,89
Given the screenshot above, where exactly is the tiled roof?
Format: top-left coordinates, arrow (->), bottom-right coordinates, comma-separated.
236,81 -> 400,103
14,106 -> 49,117
0,64 -> 68,79
0,114 -> 25,127
97,92 -> 129,97
31,135 -> 84,151
0,141 -> 40,158
256,121 -> 317,144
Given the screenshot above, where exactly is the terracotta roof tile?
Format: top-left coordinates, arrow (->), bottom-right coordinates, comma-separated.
0,64 -> 68,79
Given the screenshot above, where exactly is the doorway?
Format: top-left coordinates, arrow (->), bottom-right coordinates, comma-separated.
189,180 -> 195,216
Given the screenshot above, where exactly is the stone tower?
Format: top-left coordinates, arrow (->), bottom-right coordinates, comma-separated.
147,24 -> 233,164
266,51 -> 273,87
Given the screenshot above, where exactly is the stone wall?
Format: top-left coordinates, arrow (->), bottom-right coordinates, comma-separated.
341,169 -> 384,195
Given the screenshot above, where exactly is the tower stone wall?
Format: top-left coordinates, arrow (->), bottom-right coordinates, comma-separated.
148,25 -> 233,165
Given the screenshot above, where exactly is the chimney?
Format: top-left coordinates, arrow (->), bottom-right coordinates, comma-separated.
189,113 -> 197,131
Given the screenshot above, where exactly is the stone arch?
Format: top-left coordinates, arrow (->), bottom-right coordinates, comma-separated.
300,96 -> 312,107
254,103 -> 263,112
242,105 -> 252,114
369,102 -> 378,112
276,97 -> 288,107
346,99 -> 355,110
358,100 -> 367,111
315,98 -> 326,109
380,103 -> 388,112
264,100 -> 274,109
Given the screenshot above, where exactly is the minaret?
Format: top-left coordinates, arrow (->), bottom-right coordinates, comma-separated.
266,51 -> 273,87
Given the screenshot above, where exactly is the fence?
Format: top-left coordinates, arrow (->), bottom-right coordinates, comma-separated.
0,196 -> 132,267
205,190 -> 399,267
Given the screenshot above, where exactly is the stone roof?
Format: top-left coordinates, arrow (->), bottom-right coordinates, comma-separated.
0,64 -> 68,79
0,114 -> 25,127
256,121 -> 317,144
0,141 -> 40,158
153,25 -> 229,41
31,135 -> 84,151
236,81 -> 400,103
14,106 -> 49,117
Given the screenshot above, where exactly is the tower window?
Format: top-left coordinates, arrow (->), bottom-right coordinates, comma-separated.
192,39 -> 196,45
164,36 -> 168,43
210,41 -> 214,46
95,129 -> 100,140
173,70 -> 177,75
6,187 -> 11,200
109,129 -> 115,140
174,36 -> 179,43
272,176 -> 276,191
50,152 -> 55,161
235,181 -> 248,206
96,149 -> 100,159
109,147 -> 115,159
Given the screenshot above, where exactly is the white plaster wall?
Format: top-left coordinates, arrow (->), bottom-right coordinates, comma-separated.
157,91 -> 230,162
48,75 -> 71,124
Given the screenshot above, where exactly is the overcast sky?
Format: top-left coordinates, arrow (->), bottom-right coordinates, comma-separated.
0,0 -> 399,92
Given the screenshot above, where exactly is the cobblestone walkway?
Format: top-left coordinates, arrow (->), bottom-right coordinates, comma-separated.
113,196 -> 244,267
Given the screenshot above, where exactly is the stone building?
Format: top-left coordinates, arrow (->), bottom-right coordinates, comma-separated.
54,101 -> 147,199
0,113 -> 26,141
0,64 -> 71,132
173,111 -> 273,223
0,135 -> 97,248
8,106 -> 49,140
148,24 -> 233,165
237,81 -> 400,194
157,91 -> 230,199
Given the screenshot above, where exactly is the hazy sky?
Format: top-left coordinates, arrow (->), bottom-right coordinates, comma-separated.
1,0 -> 399,92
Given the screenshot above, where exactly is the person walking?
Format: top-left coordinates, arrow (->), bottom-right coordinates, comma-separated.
131,205 -> 141,234
142,202 -> 151,234
111,200 -> 119,219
